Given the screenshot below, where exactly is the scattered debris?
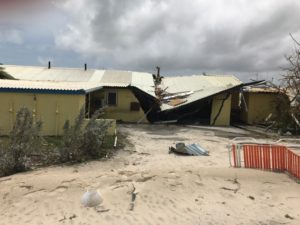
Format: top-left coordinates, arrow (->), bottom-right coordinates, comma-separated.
169,143 -> 209,156
162,91 -> 194,102
221,178 -> 241,194
114,128 -> 118,148
24,189 -> 45,196
96,209 -> 110,213
69,214 -> 77,220
285,214 -> 294,220
248,196 -> 255,200
153,66 -> 164,86
129,184 -> 138,211
59,214 -> 77,222
115,179 -> 133,183
152,66 -> 195,108
220,187 -> 238,192
58,216 -> 66,222
137,152 -> 151,156
81,190 -> 103,207
136,175 -> 156,183
167,98 -> 187,106
112,184 -> 128,190
19,185 -> 33,190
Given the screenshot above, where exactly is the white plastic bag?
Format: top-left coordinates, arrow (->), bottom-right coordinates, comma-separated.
81,190 -> 103,207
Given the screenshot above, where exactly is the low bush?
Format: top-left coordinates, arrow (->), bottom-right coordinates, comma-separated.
60,108 -> 112,162
0,107 -> 114,177
0,107 -> 42,176
83,110 -> 112,159
60,109 -> 85,162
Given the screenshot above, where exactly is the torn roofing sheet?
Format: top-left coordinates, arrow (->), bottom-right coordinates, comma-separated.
170,143 -> 209,156
159,75 -> 242,111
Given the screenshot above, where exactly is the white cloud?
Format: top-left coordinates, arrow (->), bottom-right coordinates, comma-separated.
0,29 -> 23,45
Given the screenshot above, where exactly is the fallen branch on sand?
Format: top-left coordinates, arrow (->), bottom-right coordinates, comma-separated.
58,214 -> 77,222
220,178 -> 241,194
129,184 -> 138,211
96,209 -> 110,213
136,175 -> 156,182
285,214 -> 294,220
112,184 -> 128,190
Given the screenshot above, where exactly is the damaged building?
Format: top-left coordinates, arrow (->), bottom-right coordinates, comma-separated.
133,72 -> 248,125
237,86 -> 290,125
1,64 -> 264,129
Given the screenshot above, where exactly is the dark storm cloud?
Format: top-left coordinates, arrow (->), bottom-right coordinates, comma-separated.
1,0 -> 298,82
240,3 -> 300,47
55,0 -> 300,78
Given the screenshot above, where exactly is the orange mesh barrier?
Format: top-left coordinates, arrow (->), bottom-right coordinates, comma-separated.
231,144 -> 300,180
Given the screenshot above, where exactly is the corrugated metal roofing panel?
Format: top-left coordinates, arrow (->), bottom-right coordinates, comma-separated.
100,70 -> 132,87
89,70 -> 105,82
4,65 -> 96,82
0,79 -> 102,93
185,143 -> 209,156
131,72 -> 156,97
3,65 -> 243,108
3,65 -> 157,95
171,142 -> 209,156
160,75 -> 242,110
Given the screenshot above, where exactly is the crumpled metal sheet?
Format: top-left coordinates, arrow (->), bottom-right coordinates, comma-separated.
171,142 -> 209,156
185,143 -> 209,156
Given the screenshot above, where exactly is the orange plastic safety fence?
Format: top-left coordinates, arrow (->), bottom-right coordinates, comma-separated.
232,144 -> 300,180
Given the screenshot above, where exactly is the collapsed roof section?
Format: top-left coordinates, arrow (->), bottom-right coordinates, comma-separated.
158,75 -> 242,111
131,74 -> 252,123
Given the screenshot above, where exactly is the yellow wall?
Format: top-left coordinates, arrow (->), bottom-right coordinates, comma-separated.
241,92 -> 279,124
0,92 -> 85,136
210,93 -> 232,126
0,92 -> 117,136
101,88 -> 148,123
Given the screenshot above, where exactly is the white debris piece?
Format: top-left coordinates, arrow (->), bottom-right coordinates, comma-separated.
81,190 -> 103,207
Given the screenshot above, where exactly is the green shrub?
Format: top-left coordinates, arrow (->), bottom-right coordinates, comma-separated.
83,110 -> 112,158
0,107 -> 42,176
0,145 -> 14,176
60,108 -> 112,162
60,108 -> 85,162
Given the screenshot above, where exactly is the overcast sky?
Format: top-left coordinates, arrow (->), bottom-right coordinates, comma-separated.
1,0 -> 300,82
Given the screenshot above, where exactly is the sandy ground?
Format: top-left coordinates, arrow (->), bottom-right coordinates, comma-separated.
0,124 -> 300,225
